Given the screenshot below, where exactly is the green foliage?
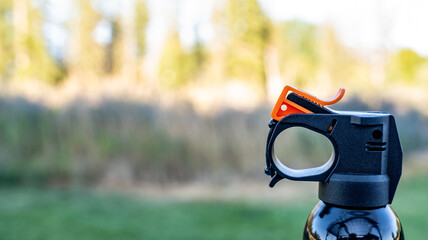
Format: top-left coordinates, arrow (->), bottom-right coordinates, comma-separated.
318,27 -> 356,85
68,0 -> 105,76
2,0 -> 428,90
0,0 -> 13,80
135,0 -> 149,57
274,20 -> 319,86
225,0 -> 271,86
190,38 -> 206,76
158,31 -> 188,88
158,31 -> 205,88
386,49 -> 426,83
18,4 -> 64,82
3,0 -> 63,82
276,20 -> 318,64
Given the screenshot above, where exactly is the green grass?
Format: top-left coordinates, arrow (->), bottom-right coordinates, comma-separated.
0,172 -> 427,240
393,171 -> 428,239
0,188 -> 315,240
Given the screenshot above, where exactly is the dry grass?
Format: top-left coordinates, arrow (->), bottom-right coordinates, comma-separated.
0,80 -> 427,190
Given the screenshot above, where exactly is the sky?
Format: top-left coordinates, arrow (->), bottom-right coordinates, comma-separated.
44,0 -> 428,61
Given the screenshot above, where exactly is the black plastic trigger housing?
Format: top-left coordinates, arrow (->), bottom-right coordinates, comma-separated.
265,93 -> 403,208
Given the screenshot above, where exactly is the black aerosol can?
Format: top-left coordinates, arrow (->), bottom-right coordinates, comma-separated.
265,85 -> 404,239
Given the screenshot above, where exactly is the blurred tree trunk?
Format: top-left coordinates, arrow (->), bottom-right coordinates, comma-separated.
118,1 -> 138,81
108,0 -> 148,82
134,0 -> 149,82
108,17 -> 122,75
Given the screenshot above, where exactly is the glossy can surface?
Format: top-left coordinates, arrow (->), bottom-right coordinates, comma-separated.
303,201 -> 404,240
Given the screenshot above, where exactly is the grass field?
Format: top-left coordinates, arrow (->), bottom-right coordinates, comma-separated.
0,171 -> 427,240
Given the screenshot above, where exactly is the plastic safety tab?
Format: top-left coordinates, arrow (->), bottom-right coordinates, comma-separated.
271,85 -> 345,121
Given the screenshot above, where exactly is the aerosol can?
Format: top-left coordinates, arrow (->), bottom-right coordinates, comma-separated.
265,85 -> 404,239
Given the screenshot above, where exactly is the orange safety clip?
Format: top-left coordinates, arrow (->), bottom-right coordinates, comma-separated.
271,85 -> 345,121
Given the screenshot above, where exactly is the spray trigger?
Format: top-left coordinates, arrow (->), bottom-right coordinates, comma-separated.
271,85 -> 345,121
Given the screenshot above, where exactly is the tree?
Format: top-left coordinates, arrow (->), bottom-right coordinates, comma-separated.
67,0 -> 105,77
158,30 -> 191,88
0,0 -> 13,80
224,0 -> 271,87
386,49 -> 426,83
190,34 -> 206,78
134,0 -> 149,58
318,26 -> 355,85
274,20 -> 319,87
13,0 -> 63,82
134,0 -> 149,81
158,27 -> 206,89
104,0 -> 149,79
107,15 -> 123,75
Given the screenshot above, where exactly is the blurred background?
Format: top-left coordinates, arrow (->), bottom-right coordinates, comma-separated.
1,0 -> 428,239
